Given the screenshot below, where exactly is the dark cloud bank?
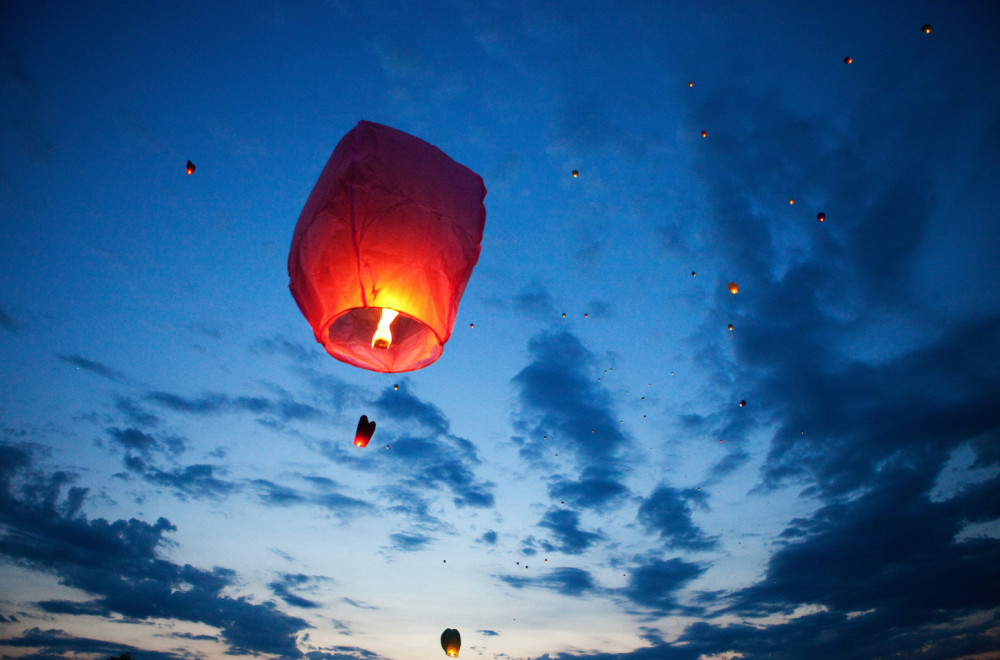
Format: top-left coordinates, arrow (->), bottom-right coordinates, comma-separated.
0,443 -> 387,659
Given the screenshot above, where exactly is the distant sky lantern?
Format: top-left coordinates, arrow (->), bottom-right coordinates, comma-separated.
740,400 -> 746,407
186,160 -> 195,175
922,24 -> 932,34
353,415 -> 376,447
728,282 -> 739,295
817,212 -> 826,222
728,324 -> 734,331
441,629 -> 461,657
844,56 -> 853,64
572,169 -> 579,177
688,81 -> 694,87
288,121 -> 486,372
701,130 -> 707,138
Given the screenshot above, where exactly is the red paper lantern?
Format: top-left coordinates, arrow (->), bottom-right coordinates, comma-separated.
288,121 -> 486,372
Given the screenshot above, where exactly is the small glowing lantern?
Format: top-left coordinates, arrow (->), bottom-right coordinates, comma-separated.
739,400 -> 746,407
353,414 -> 376,448
728,282 -> 739,295
844,56 -> 853,64
728,324 -> 734,331
688,81 -> 694,87
186,160 -> 195,175
817,212 -> 826,223
922,24 -> 932,34
288,121 -> 486,372
572,169 -> 579,177
441,628 -> 461,657
701,130 -> 707,138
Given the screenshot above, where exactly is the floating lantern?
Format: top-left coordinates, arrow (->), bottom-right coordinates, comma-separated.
728,282 -> 739,295
572,169 -> 579,177
701,130 -> 707,138
353,414 -> 376,447
441,628 -> 461,657
817,212 -> 826,223
186,160 -> 195,175
288,121 -> 486,372
844,56 -> 853,64
922,24 -> 932,34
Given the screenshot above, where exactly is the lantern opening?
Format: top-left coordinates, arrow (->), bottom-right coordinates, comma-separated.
372,308 -> 399,349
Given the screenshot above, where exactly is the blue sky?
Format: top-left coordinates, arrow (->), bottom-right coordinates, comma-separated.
2,2 -> 999,659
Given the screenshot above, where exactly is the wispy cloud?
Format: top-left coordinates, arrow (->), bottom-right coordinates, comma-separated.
56,353 -> 125,382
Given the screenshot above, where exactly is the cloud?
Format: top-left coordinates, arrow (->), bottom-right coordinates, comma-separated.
0,627 -> 186,660
56,353 -> 125,381
143,464 -> 239,500
512,330 -> 628,468
115,397 -> 161,428
621,557 -> 705,614
145,389 -> 322,424
536,508 -> 603,554
388,532 -> 432,552
0,303 -> 18,332
548,466 -> 628,510
108,426 -> 184,457
304,647 -> 394,660
382,435 -> 495,509
498,567 -> 599,598
0,444 -> 310,656
478,529 -> 498,545
731,462 -> 1000,621
636,485 -> 718,551
250,478 -> 372,518
251,334 -> 320,364
269,573 -> 329,610
373,385 -> 449,435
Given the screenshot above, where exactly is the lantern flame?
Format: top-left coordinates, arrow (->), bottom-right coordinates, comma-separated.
372,308 -> 399,349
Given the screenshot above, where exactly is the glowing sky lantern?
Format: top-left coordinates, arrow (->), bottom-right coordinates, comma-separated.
353,414 -> 376,448
817,212 -> 826,223
922,24 -> 932,34
728,282 -> 739,295
844,56 -> 853,64
186,160 -> 195,175
288,121 -> 486,372
701,130 -> 707,138
441,628 -> 461,657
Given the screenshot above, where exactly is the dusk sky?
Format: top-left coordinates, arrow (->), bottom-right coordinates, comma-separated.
2,2 -> 1000,659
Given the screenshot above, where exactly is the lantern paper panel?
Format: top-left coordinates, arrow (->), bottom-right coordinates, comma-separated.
288,121 -> 486,372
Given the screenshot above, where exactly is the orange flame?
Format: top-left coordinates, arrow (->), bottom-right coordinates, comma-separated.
371,308 -> 399,349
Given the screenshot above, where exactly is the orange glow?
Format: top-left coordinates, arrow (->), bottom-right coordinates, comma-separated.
728,282 -> 739,295
844,56 -> 853,64
817,212 -> 826,222
789,198 -> 795,205
186,160 -> 195,175
371,308 -> 399,349
572,169 -> 579,177
740,400 -> 746,407
922,24 -> 932,34
441,628 -> 461,657
701,130 -> 707,138
728,324 -> 734,331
